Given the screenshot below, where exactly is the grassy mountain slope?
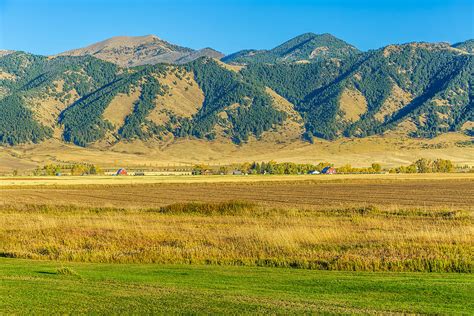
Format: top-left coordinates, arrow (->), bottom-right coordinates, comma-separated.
243,42 -> 473,140
0,52 -> 122,145
0,52 -> 286,146
0,35 -> 472,149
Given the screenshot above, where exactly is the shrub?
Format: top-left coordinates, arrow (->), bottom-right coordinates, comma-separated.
155,201 -> 256,216
56,267 -> 79,276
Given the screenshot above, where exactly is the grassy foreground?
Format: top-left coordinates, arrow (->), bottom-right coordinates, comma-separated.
1,258 -> 473,314
1,202 -> 472,272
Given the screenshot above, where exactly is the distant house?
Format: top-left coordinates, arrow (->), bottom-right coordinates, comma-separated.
308,170 -> 320,175
321,167 -> 336,175
232,170 -> 243,175
116,168 -> 128,176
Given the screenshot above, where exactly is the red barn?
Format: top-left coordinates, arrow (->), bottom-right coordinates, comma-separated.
321,167 -> 336,175
116,168 -> 128,176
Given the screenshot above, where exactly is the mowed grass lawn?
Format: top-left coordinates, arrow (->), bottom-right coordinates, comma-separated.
1,258 -> 473,314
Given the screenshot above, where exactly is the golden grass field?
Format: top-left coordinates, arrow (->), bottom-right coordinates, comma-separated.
1,132 -> 472,173
1,174 -> 472,272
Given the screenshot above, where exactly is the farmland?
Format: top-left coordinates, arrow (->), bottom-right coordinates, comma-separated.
0,174 -> 473,313
1,173 -> 473,209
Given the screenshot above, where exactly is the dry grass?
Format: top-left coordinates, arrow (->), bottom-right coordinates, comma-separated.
264,87 -> 304,141
215,59 -> 244,72
0,202 -> 471,272
102,88 -> 141,131
0,70 -> 16,80
26,80 -> 80,128
0,177 -> 472,272
375,83 -> 412,122
339,88 -> 367,122
147,69 -> 203,125
2,132 -> 473,173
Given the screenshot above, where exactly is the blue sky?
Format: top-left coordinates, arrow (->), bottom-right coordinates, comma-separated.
0,0 -> 472,55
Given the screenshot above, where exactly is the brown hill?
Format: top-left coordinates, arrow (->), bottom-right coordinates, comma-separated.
57,35 -> 223,67
0,50 -> 14,57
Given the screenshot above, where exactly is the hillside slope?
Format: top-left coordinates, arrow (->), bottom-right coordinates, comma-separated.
242,42 -> 473,140
0,34 -> 472,153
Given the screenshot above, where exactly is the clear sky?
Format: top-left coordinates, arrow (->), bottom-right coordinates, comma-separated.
0,0 -> 473,55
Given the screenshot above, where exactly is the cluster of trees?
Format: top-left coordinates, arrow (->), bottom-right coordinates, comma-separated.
70,164 -> 103,176
193,158 -> 458,176
120,76 -> 164,139
242,60 -> 346,104
0,95 -> 52,145
193,161 -> 334,175
240,161 -> 332,175
61,56 -> 120,97
179,59 -> 286,143
235,161 -> 384,174
227,94 -> 286,143
336,163 -> 382,173
33,164 -> 103,176
389,158 -> 454,173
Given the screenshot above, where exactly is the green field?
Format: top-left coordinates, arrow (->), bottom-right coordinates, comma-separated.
1,258 -> 472,314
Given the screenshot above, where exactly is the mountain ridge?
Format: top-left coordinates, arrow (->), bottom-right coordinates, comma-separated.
222,32 -> 361,64
57,35 -> 224,67
0,33 -> 472,150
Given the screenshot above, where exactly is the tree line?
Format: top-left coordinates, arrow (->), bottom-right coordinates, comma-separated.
389,158 -> 455,173
32,164 -> 104,176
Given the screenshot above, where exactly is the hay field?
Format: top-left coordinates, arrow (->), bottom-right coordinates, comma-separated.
1,174 -> 473,209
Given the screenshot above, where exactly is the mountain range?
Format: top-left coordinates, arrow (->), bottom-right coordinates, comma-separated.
0,33 -> 472,151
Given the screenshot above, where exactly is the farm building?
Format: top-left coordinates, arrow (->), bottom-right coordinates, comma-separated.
193,169 -> 213,175
116,168 -> 128,176
321,167 -> 336,175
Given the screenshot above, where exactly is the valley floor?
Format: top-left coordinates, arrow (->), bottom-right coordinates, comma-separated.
1,175 -> 472,313
1,258 -> 472,314
1,132 -> 472,173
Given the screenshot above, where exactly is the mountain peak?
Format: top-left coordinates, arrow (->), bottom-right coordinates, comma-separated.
452,39 -> 474,54
292,32 -> 335,39
57,35 -> 221,67
0,50 -> 14,57
223,32 -> 359,64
